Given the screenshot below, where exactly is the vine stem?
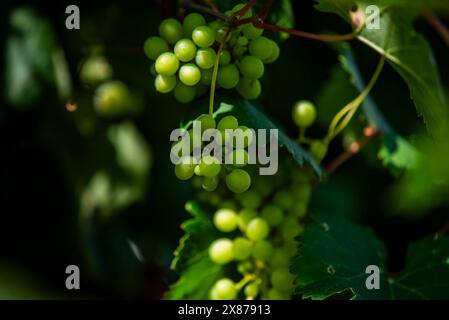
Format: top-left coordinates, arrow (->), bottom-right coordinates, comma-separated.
423,11 -> 449,49
184,0 -> 228,20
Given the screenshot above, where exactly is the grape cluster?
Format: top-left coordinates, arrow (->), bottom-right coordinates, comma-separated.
143,4 -> 280,103
173,114 -> 254,194
201,166 -> 312,300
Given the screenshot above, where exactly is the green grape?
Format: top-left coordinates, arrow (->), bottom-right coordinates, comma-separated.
267,289 -> 288,300
214,208 -> 238,232
242,23 -> 263,40
261,205 -> 284,226
208,20 -> 223,32
237,209 -> 257,231
291,202 -> 307,218
264,40 -> 280,64
292,184 -> 311,202
195,48 -> 217,69
198,114 -> 216,131
292,100 -> 317,128
79,56 -> 113,84
246,218 -> 270,240
236,78 -> 261,100
159,18 -> 183,44
252,240 -> 273,261
239,56 -> 264,79
310,140 -> 328,162
228,149 -> 249,167
174,156 -> 197,180
94,81 -> 131,118
215,27 -> 228,44
209,238 -> 234,264
239,190 -> 261,209
219,50 -> 231,65
199,155 -> 221,177
194,164 -> 203,176
226,169 -> 251,193
154,74 -> 177,93
249,36 -> 273,61
280,217 -> 302,242
179,63 -> 201,86
233,237 -> 253,260
233,44 -> 247,58
253,176 -> 274,197
271,249 -> 291,268
174,82 -> 196,103
143,36 -> 169,60
155,52 -> 180,76
217,64 -> 240,89
192,26 -> 215,48
244,283 -> 259,298
210,278 -> 237,300
200,68 -> 213,86
237,260 -> 253,274
174,39 -> 197,62
183,13 -> 206,37
271,268 -> 295,293
202,176 -> 219,191
273,190 -> 294,210
217,115 -> 239,131
237,36 -> 249,46
232,3 -> 252,18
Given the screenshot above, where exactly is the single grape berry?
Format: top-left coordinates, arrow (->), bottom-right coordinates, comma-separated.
233,237 -> 252,260
210,278 -> 237,300
273,191 -> 294,210
252,240 -> 273,261
154,74 -> 177,93
249,36 -> 273,61
239,56 -> 264,80
239,190 -> 261,209
174,82 -> 196,103
267,289 -> 287,300
159,18 -> 183,44
174,39 -> 197,62
198,114 -> 216,131
209,238 -> 234,264
217,115 -> 239,131
192,26 -> 215,48
202,176 -> 219,191
244,283 -> 259,298
94,81 -> 131,118
183,13 -> 206,37
80,56 -> 113,84
200,68 -> 213,86
292,100 -> 317,128
242,23 -> 263,40
310,140 -> 328,162
217,64 -> 240,89
237,209 -> 257,231
195,48 -> 217,69
246,218 -> 270,241
219,50 -> 231,65
179,63 -> 201,86
213,208 -> 238,232
271,268 -> 295,293
264,40 -> 280,64
270,249 -> 291,268
261,205 -> 284,226
144,36 -> 169,60
232,3 -> 253,18
199,155 -> 221,177
226,169 -> 251,193
155,52 -> 180,76
236,78 -> 261,100
174,156 -> 197,180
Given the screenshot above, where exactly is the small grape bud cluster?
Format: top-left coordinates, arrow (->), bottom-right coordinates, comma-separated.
143,4 -> 280,103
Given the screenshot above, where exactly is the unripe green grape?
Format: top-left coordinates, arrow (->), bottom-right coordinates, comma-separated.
199,155 -> 221,177
210,278 -> 237,300
242,23 -> 263,40
94,81 -> 131,118
237,209 -> 257,231
267,289 -> 288,300
192,26 -> 215,48
194,164 -> 203,176
237,36 -> 249,46
219,50 -> 231,65
239,190 -> 261,209
217,115 -> 239,131
214,208 -> 238,232
273,190 -> 294,210
198,114 -> 216,131
292,184 -> 311,202
236,78 -> 261,100
226,169 -> 251,194
252,240 -> 273,261
200,68 -> 213,86
233,237 -> 253,260
271,268 -> 295,293
244,283 -> 259,298
261,205 -> 284,226
179,63 -> 201,86
174,156 -> 197,180
246,218 -> 270,241
253,176 -> 273,197
154,74 -> 177,93
232,3 -> 252,18
271,249 -> 291,268
155,52 -> 180,76
202,176 -> 219,191
208,20 -> 223,32
79,56 -> 113,84
264,40 -> 280,64
174,82 -> 196,103
281,217 -> 302,242
195,48 -> 217,69
159,18 -> 183,44
228,149 -> 249,167
174,39 -> 197,62
217,64 -> 240,89
143,36 -> 169,60
292,202 -> 307,218
292,100 -> 317,128
183,13 -> 206,37
249,36 -> 273,61
233,45 -> 247,58
239,56 -> 264,79
237,260 -> 253,274
310,140 -> 328,162
215,27 -> 228,44
209,238 -> 234,264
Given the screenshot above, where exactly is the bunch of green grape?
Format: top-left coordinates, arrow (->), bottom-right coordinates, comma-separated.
173,114 -> 254,194
143,3 -> 280,103
199,166 -> 312,300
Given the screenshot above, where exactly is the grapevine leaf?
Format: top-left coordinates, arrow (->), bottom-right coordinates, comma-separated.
292,212 -> 449,299
315,0 -> 449,138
